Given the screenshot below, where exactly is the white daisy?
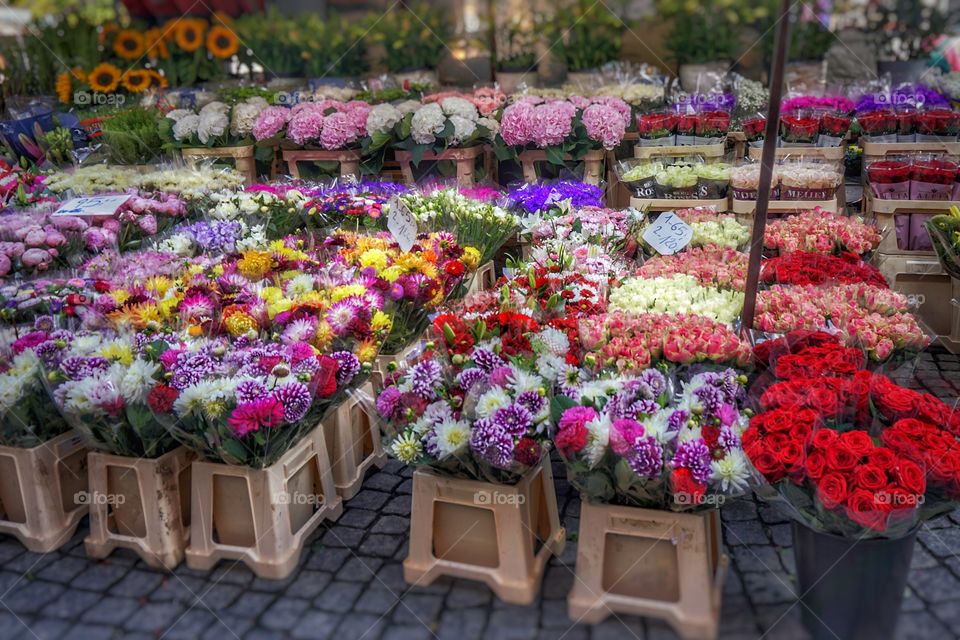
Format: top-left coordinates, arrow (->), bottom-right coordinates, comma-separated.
475,387 -> 512,418
431,419 -> 470,458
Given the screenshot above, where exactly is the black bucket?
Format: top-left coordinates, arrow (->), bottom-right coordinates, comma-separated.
793,521 -> 917,640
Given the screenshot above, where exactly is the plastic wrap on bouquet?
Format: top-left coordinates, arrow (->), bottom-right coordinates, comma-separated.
926,209 -> 960,280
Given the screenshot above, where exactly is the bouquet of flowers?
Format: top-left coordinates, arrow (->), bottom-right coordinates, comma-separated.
497,96 -> 631,163
780,111 -> 820,144
761,252 -> 888,288
915,108 -> 960,140
252,100 -> 372,150
639,245 -> 748,290
206,187 -> 307,239
553,368 -> 754,509
44,166 -> 140,195
46,331 -> 176,458
0,323 -> 73,447
764,209 -> 881,256
741,115 -> 766,144
161,98 -> 270,148
299,190 -> 390,233
867,158 -> 911,200
422,88 -> 507,117
636,112 -> 676,145
0,278 -> 105,326
156,219 -> 269,257
0,161 -> 52,207
926,207 -> 960,279
608,274 -> 744,324
857,108 -> 898,141
506,181 -> 604,216
138,166 -> 246,202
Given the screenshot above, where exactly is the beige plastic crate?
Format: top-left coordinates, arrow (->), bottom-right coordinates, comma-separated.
864,193 -> 957,256
84,446 -> 196,570
519,149 -> 604,185
629,197 -> 729,212
568,500 -> 727,640
321,382 -> 387,500
185,426 -> 342,579
466,260 -> 497,296
0,431 -> 89,552
403,455 -> 565,605
371,340 -> 425,391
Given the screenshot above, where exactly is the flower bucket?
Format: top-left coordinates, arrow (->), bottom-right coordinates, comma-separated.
320,382 -> 387,500
793,521 -> 916,640
185,425 -> 342,579
0,431 -> 88,552
403,454 -> 565,605
84,446 -> 195,570
567,500 -> 726,639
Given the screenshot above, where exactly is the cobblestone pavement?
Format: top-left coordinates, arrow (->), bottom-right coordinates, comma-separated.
1,350 -> 960,640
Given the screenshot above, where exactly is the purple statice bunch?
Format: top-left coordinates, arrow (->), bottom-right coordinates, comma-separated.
891,83 -> 950,109
506,181 -> 604,214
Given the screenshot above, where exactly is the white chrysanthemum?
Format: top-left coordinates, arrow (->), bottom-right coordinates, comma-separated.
9,350 -> 39,377
534,327 -> 570,357
536,353 -> 566,383
70,335 -> 103,355
158,233 -> 194,256
121,359 -> 160,405
165,108 -> 194,122
410,103 -> 446,145
431,419 -> 470,458
172,114 -> 200,141
643,412 -> 675,445
236,224 -> 268,251
448,115 -> 477,144
578,378 -> 621,402
423,400 -> 453,425
238,194 -> 261,215
174,378 -> 239,417
197,110 -> 229,144
475,387 -> 512,418
711,449 -> 751,493
390,432 -> 423,463
440,97 -> 478,120
584,413 -> 611,468
67,372 -> 124,417
285,274 -> 316,298
366,103 -> 402,136
509,367 -> 542,395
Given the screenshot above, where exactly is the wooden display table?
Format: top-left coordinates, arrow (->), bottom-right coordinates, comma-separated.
730,198 -> 838,215
634,143 -> 726,160
282,148 -> 362,180
519,149 -> 604,185
181,145 -> 257,185
393,145 -> 492,187
629,197 -> 729,212
747,144 -> 845,161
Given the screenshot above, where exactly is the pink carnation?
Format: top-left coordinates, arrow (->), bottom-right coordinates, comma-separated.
252,106 -> 291,141
287,110 -> 326,145
582,104 -> 627,149
531,103 -> 574,147
499,101 -> 536,146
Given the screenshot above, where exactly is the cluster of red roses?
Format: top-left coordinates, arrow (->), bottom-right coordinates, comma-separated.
745,330 -> 960,532
761,252 -> 888,289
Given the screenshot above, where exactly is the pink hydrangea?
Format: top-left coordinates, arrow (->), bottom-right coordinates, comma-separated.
320,111 -> 361,150
287,110 -> 326,145
582,104 -> 627,149
500,101 -> 536,146
568,95 -> 590,110
590,96 -> 632,126
252,106 -> 291,141
531,102 -> 574,147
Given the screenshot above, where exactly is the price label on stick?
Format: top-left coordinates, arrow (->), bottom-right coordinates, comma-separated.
642,211 -> 693,255
52,195 -> 131,219
387,197 -> 418,252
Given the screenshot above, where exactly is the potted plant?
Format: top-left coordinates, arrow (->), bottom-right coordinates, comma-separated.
747,331 -> 960,640
371,4 -> 449,86
549,0 -> 622,85
495,16 -> 539,94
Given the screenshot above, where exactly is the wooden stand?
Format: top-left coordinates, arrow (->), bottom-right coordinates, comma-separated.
320,382 -> 387,500
634,144 -> 726,160
730,198 -> 838,216
747,144 -> 845,161
861,140 -> 960,161
403,455 -> 565,605
629,197 -> 728,212
466,260 -> 497,296
519,149 -> 605,185
185,426 -> 342,579
568,500 -> 727,640
863,194 -> 958,256
371,340 -> 425,390
282,148 -> 362,180
0,431 -> 88,552
181,145 -> 257,185
85,446 -> 195,570
393,146 -> 492,187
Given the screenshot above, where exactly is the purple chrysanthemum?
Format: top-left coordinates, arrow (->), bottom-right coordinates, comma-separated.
639,369 -> 667,398
627,435 -> 663,479
469,418 -> 514,468
694,385 -> 724,419
492,404 -> 533,437
331,351 -> 361,385
673,439 -> 712,485
472,348 -> 504,373
516,390 -> 546,416
457,367 -> 487,390
718,425 -> 740,452
410,360 -> 442,400
60,356 -> 109,380
273,381 -> 312,422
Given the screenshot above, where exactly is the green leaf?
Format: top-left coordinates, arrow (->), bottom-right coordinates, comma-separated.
398,113 -> 413,140
221,438 -> 249,465
550,395 -> 577,424
410,144 -> 426,167
545,145 -> 566,166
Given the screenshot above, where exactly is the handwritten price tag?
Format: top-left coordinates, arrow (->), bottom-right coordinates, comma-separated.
52,195 -> 131,219
642,211 -> 693,255
387,197 -> 418,252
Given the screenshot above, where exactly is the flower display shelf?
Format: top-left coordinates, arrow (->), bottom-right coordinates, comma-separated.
730,198 -> 839,216
861,140 -> 960,161
0,431 -> 89,552
727,131 -> 747,159
181,145 -> 257,185
863,193 -> 958,257
371,340 -> 425,390
519,149 -> 605,185
633,144 -> 726,160
876,253 -> 956,353
282,148 -> 362,180
466,260 -> 497,296
747,145 -> 845,161
320,381 -> 387,500
567,500 -> 727,640
403,456 -> 565,604
185,426 -> 342,579
628,197 -> 729,213
84,446 -> 195,570
393,146 -> 493,188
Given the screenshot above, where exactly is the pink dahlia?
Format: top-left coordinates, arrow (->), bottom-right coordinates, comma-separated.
582,104 -> 626,149
252,106 -> 291,141
531,103 -> 574,147
228,397 -> 286,437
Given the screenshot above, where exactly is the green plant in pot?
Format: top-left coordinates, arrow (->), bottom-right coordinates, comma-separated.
495,16 -> 538,73
370,4 -> 450,73
99,106 -> 164,166
547,0 -> 622,74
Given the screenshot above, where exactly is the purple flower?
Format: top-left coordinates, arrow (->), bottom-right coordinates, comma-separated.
693,385 -> 723,419
492,404 -> 533,437
469,418 -> 514,468
376,386 -> 402,418
410,360 -> 442,400
667,409 -> 689,433
488,366 -> 513,387
516,390 -> 546,416
60,355 -> 108,380
673,439 -> 712,485
236,379 -> 268,402
718,425 -> 740,452
457,368 -> 487,391
272,381 -> 313,422
331,351 -> 361,385
472,348 -> 505,373
627,435 -> 663,479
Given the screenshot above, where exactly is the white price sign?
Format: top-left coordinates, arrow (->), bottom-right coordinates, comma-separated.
642,211 -> 693,255
52,195 -> 131,219
387,197 -> 418,252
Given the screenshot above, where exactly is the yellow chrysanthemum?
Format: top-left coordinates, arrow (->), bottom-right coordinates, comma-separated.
267,299 -> 293,318
157,297 -> 179,318
99,341 -> 134,366
237,251 -> 273,280
314,321 -> 333,350
300,291 -> 326,306
372,310 -> 393,333
109,289 -> 131,305
359,249 -> 389,272
331,284 -> 367,302
55,72 -> 72,104
145,276 -> 172,296
380,266 -> 404,283
461,247 -> 481,270
259,286 -> 284,303
394,253 -> 427,273
224,312 -> 257,337
357,340 -> 379,363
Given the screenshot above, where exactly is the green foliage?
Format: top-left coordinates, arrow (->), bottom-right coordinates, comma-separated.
544,1 -> 623,71
656,0 -> 772,65
20,14 -> 102,94
99,107 -> 163,165
496,16 -> 538,71
216,86 -> 281,105
301,12 -> 370,78
235,7 -> 310,77
369,4 -> 450,72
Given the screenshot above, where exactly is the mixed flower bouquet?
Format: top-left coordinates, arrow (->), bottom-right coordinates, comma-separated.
554,368 -> 755,509
0,278 -> 105,327
206,186 -> 306,239
299,190 -> 390,233
764,209 -> 881,256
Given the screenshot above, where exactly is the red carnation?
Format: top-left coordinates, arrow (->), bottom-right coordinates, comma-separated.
147,384 -> 178,414
313,355 -> 340,398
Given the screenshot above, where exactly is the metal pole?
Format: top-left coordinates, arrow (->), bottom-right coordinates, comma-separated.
740,0 -> 793,333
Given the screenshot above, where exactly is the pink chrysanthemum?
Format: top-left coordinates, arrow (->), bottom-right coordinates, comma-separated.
228,397 -> 285,437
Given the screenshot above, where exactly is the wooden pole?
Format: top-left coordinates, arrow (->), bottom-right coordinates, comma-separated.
740,0 -> 794,333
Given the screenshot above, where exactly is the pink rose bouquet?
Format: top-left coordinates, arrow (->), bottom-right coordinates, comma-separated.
764,208 -> 882,256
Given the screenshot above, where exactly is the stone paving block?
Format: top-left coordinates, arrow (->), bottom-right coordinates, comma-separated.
383,495 -> 412,515
336,612 -> 388,640
909,567 -> 960,603
43,588 -> 102,619
355,586 -> 400,615
372,515 -> 409,535
20,617 -> 70,640
306,546 -> 351,572
79,596 -> 140,625
322,526 -> 366,548
108,569 -> 164,597
290,611 -> 342,640
122,601 -> 187,633
384,625 -> 436,640
3,580 -> 65,615
313,580 -> 364,611
69,562 -> 130,592
201,618 -> 254,639
192,582 -> 244,609
721,499 -> 758,522
896,611 -> 953,639
754,603 -> 810,640
447,581 -> 493,608
769,523 -> 793,547
225,591 -> 276,620
365,472 -> 404,492
360,533 -> 404,558
436,608 -> 487,640
339,556 -> 383,581
67,623 -> 115,640
349,490 -> 392,510
742,570 -> 797,605
339,508 -> 379,529
392,593 -> 444,625
724,519 -> 770,546
731,544 -> 783,573
159,608 -> 217,640
589,616 -> 646,640
919,527 -> 960,558
35,556 -> 89,584
260,597 -> 311,631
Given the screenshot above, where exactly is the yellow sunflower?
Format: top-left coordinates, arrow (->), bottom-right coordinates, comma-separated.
144,27 -> 169,60
113,29 -> 146,60
70,67 -> 86,83
87,63 -> 122,93
147,69 -> 169,89
174,18 -> 207,53
121,69 -> 151,93
212,11 -> 234,27
99,22 -> 118,45
55,71 -> 72,104
206,25 -> 239,59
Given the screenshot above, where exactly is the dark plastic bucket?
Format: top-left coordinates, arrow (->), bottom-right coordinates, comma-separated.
793,521 -> 916,640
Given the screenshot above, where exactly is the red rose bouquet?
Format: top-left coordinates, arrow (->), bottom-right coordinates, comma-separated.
675,113 -> 698,144
866,158 -> 911,200
695,111 -> 731,143
780,112 -> 820,144
741,115 -> 767,144
818,112 -> 851,146
896,107 -> 916,141
858,109 -> 897,140
636,112 -> 676,144
915,108 -> 959,140
760,251 -> 888,289
910,156 -> 957,200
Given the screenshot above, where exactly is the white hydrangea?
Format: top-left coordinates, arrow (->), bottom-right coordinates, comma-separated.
197,110 -> 229,144
172,114 -> 200,141
410,103 -> 446,144
245,96 -> 270,110
200,101 -> 229,115
396,100 -> 422,115
366,103 -> 402,136
440,97 -> 478,120
478,116 -> 500,137
448,115 -> 476,144
165,109 -> 194,122
230,102 -> 265,138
